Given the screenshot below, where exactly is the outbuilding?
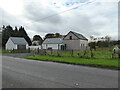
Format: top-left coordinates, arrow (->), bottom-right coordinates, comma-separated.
42,38 -> 64,50
6,37 -> 28,50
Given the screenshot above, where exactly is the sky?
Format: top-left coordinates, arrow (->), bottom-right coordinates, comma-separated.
0,0 -> 119,40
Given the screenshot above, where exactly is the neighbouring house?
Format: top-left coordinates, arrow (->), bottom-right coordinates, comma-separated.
42,31 -> 88,50
90,37 -> 107,42
42,37 -> 64,50
6,37 -> 28,50
63,31 -> 88,50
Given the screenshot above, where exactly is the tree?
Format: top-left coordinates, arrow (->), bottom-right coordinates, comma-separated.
2,25 -> 14,48
44,33 -> 63,39
105,35 -> 111,42
19,26 -> 32,45
2,25 -> 32,47
33,35 -> 43,45
90,36 -> 94,40
89,42 -> 96,50
55,33 -> 62,38
14,26 -> 19,37
44,33 -> 54,39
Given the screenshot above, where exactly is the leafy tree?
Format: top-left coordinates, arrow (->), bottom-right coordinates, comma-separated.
89,42 -> 96,50
44,33 -> 63,39
96,41 -> 109,47
33,35 -> 43,45
44,33 -> 54,39
2,25 -> 14,48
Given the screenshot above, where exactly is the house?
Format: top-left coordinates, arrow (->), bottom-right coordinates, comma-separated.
6,37 -> 28,50
63,31 -> 88,50
89,37 -> 107,42
42,37 -> 64,50
42,31 -> 88,51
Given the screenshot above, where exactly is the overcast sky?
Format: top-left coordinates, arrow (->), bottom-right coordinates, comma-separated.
0,0 -> 119,40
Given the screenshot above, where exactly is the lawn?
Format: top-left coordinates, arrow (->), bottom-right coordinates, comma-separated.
25,47 -> 120,69
0,49 -> 30,54
48,49 -> 118,59
0,50 -> 11,54
26,55 -> 120,69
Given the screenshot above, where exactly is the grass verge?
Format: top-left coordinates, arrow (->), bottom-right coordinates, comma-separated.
26,55 -> 120,69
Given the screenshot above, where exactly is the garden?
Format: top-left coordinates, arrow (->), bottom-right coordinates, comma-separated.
26,47 -> 120,69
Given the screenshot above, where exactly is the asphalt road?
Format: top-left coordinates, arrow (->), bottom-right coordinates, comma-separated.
2,56 -> 118,88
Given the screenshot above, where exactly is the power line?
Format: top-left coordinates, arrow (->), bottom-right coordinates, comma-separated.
29,0 -> 96,22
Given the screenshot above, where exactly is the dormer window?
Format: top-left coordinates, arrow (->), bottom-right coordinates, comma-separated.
70,36 -> 72,40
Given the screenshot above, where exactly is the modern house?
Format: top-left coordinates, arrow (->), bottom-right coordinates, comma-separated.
6,37 -> 28,50
42,37 -> 64,50
63,31 -> 88,50
42,31 -> 88,50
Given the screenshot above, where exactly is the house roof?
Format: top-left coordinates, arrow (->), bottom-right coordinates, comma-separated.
43,38 -> 63,44
64,31 -> 88,40
9,37 -> 28,45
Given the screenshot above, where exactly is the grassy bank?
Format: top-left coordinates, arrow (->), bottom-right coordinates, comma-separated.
0,50 -> 30,54
0,50 -> 11,54
26,55 -> 119,69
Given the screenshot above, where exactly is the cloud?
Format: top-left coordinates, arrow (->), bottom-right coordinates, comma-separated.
0,0 -> 118,40
23,1 -> 62,24
0,7 -> 23,27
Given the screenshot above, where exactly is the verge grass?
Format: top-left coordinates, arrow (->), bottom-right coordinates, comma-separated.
26,55 -> 120,69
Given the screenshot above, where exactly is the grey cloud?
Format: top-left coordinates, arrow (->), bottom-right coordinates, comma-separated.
23,2 -> 62,24
1,1 -> 117,40
23,5 -> 101,38
0,7 -> 23,27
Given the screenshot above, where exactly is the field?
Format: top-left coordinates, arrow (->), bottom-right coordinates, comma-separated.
26,47 -> 120,69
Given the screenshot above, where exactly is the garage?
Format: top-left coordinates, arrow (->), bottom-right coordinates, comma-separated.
17,45 -> 26,50
6,37 -> 28,50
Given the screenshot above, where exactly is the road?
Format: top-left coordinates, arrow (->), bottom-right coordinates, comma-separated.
2,56 -> 118,88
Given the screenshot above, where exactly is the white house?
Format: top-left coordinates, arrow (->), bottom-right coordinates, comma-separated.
63,31 -> 88,50
42,31 -> 88,51
6,37 -> 28,50
42,38 -> 64,50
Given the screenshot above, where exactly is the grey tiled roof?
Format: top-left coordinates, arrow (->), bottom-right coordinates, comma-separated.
10,37 -> 28,45
43,38 -> 63,44
71,31 -> 88,40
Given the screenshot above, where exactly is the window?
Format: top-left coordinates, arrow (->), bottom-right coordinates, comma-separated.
70,36 -> 72,40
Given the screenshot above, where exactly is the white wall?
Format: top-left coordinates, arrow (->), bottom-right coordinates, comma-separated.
6,39 -> 17,50
80,40 -> 88,47
42,44 -> 62,50
63,40 -> 80,50
64,32 -> 78,40
28,46 -> 41,50
79,40 -> 88,51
